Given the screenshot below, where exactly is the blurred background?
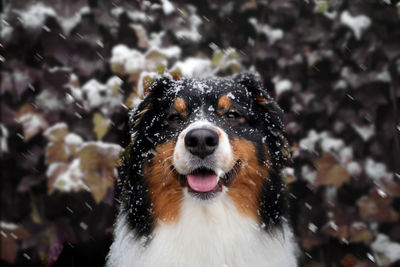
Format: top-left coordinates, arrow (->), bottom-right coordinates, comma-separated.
1,0 -> 400,266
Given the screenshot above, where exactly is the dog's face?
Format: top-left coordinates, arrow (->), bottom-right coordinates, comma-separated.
121,73 -> 288,234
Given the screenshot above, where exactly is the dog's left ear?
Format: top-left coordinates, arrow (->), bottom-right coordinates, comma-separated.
233,72 -> 283,120
234,72 -> 289,166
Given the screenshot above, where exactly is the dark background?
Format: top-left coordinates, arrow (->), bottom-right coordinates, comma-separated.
1,0 -> 400,266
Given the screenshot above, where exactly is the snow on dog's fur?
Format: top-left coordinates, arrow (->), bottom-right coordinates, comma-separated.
107,73 -> 298,267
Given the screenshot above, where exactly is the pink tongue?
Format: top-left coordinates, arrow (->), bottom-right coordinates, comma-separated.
187,174 -> 218,192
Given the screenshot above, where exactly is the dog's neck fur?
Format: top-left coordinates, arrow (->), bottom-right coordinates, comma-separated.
107,190 -> 298,267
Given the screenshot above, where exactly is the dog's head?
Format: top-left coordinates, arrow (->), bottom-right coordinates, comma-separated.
120,72 -> 289,235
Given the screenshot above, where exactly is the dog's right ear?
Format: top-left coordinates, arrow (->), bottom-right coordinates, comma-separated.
234,72 -> 289,167
145,76 -> 174,96
129,76 -> 173,131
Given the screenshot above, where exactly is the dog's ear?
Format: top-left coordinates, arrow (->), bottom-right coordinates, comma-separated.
234,72 -> 289,166
145,75 -> 174,96
129,76 -> 173,131
233,72 -> 264,94
233,72 -> 283,120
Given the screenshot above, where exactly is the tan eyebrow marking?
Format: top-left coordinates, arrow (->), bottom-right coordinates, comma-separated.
255,96 -> 279,115
174,98 -> 187,113
217,95 -> 232,112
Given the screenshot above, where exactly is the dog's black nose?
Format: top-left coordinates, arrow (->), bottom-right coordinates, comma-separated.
184,128 -> 219,158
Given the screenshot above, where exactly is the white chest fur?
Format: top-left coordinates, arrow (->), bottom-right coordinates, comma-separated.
107,193 -> 298,267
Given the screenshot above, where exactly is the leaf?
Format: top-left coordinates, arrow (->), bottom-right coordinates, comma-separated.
322,221 -> 349,240
1,231 -> 18,263
46,160 -> 86,195
17,176 -> 43,192
357,188 -> 399,222
321,203 -> 363,242
340,254 -> 377,267
228,50 -> 239,59
44,123 -> 70,163
282,167 -> 296,184
46,220 -> 76,266
170,67 -> 182,80
15,104 -> 49,141
349,222 -> 373,244
228,61 -> 242,73
212,51 -> 223,67
1,71 -> 14,95
340,254 -> 358,267
44,124 -> 84,163
145,49 -> 168,70
301,232 -> 323,251
78,142 -> 122,203
130,24 -> 149,49
47,163 -> 69,194
314,153 -> 350,188
93,112 -> 110,140
239,0 -> 257,12
22,220 -> 76,265
314,1 -> 327,14
46,233 -> 64,266
1,63 -> 38,97
30,193 -> 42,224
398,5 -> 400,19
0,223 -> 30,264
380,177 -> 400,196
155,63 -> 166,74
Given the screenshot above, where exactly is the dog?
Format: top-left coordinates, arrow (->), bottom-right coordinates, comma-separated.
107,72 -> 298,267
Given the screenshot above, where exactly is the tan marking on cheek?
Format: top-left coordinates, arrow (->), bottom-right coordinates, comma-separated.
228,139 -> 270,220
174,98 -> 187,113
217,95 -> 232,114
145,140 -> 183,223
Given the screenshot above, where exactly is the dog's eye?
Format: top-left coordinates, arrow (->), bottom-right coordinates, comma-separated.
167,114 -> 182,122
225,111 -> 241,119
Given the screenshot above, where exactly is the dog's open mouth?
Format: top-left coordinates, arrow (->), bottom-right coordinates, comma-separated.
187,168 -> 220,192
177,162 -> 238,200
185,167 -> 223,199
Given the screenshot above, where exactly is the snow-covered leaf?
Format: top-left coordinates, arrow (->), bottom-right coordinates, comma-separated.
46,160 -> 87,194
371,234 -> 400,265
340,11 -> 371,40
130,24 -> 150,49
15,104 -> 49,141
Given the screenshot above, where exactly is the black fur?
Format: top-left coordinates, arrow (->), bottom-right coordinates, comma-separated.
118,72 -> 289,238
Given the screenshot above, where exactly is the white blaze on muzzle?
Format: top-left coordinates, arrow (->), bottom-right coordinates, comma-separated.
173,120 -> 234,177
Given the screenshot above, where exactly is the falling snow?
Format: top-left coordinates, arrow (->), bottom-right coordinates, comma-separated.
2,0 -> 399,266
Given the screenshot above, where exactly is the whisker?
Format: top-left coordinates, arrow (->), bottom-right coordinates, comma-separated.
163,163 -> 177,178
160,155 -> 174,166
161,161 -> 174,177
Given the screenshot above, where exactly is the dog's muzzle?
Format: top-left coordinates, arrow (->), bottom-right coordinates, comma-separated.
172,120 -> 234,194
184,128 -> 219,159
